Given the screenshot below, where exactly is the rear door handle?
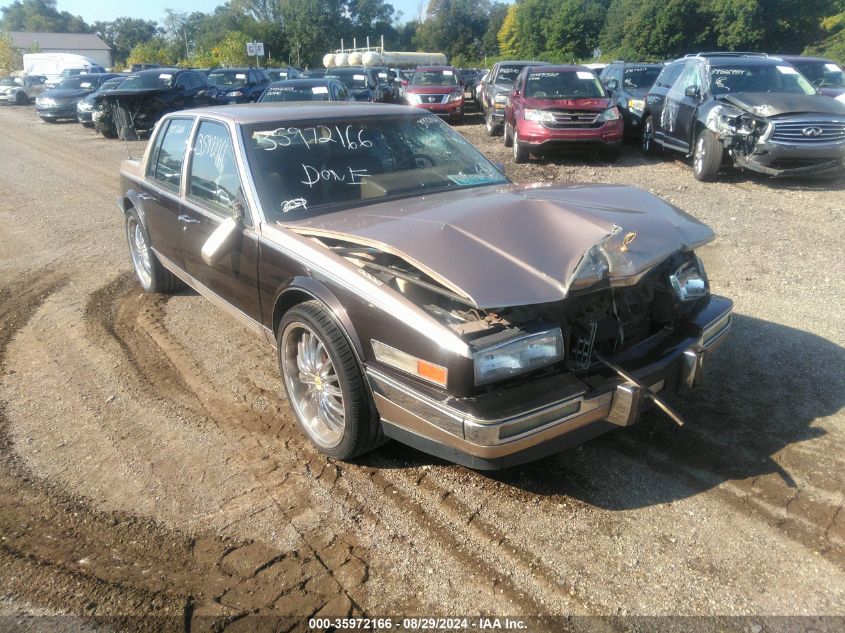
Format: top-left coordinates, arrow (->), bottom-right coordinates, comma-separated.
177,214 -> 200,224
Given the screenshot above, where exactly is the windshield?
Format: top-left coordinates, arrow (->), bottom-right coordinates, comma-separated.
524,70 -> 604,99
98,78 -> 123,91
411,69 -> 459,86
496,65 -> 526,86
792,60 -> 845,89
208,70 -> 248,87
120,72 -> 174,90
261,84 -> 331,102
709,63 -> 816,95
0,77 -> 17,87
58,76 -> 99,89
242,114 -> 508,221
623,66 -> 662,89
267,70 -> 289,81
325,70 -> 368,89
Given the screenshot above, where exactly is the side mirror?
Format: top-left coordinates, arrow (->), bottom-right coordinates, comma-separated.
684,85 -> 700,99
606,79 -> 618,91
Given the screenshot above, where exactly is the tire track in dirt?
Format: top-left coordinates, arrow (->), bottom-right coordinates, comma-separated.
94,275 -> 616,621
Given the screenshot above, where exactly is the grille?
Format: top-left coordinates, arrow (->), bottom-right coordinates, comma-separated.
771,119 -> 845,144
544,109 -> 601,129
418,94 -> 446,104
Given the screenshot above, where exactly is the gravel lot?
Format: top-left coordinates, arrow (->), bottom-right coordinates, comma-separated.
0,103 -> 843,630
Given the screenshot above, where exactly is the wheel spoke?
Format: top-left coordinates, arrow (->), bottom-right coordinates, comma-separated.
319,398 -> 344,430
323,384 -> 343,400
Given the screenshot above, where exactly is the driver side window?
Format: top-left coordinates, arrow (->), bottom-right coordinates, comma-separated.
189,121 -> 242,215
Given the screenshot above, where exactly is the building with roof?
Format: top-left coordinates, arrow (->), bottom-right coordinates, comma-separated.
8,31 -> 112,68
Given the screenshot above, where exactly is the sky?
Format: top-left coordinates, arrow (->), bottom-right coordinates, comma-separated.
7,0 -> 428,25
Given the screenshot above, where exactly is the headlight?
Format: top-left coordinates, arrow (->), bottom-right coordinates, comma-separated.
524,108 -> 556,123
474,328 -> 564,386
669,258 -> 709,302
406,93 -> 421,104
77,101 -> 93,111
228,90 -> 244,97
627,98 -> 645,113
447,91 -> 463,102
597,106 -> 621,122
494,93 -> 509,104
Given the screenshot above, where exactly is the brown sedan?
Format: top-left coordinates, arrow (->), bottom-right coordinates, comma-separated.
119,102 -> 732,469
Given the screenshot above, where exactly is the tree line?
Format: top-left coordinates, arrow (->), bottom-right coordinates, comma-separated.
1,0 -> 843,71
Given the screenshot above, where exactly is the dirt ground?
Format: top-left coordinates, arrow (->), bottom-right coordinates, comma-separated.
0,103 -> 843,631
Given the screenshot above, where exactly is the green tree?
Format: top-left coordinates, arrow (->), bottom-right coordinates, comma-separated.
126,37 -> 177,67
211,31 -> 252,66
92,18 -> 160,66
619,0 -> 705,59
0,0 -> 88,32
543,0 -> 609,61
0,31 -> 23,70
498,4 -> 520,57
281,0 -> 348,67
481,2 -> 508,57
706,0 -> 828,53
414,0 -> 492,61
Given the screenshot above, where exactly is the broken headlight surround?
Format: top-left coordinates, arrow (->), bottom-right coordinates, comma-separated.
669,257 -> 709,302
716,111 -> 767,138
597,106 -> 621,122
473,328 -> 564,386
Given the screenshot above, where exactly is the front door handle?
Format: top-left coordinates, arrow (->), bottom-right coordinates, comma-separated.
177,214 -> 200,224
138,192 -> 158,201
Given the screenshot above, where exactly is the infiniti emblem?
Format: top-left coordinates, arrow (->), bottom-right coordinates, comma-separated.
802,127 -> 824,137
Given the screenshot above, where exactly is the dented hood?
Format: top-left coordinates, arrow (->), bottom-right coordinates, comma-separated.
283,183 -> 715,308
720,92 -> 845,117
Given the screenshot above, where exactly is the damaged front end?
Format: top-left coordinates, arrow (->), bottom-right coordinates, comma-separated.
94,93 -> 166,140
705,103 -> 769,160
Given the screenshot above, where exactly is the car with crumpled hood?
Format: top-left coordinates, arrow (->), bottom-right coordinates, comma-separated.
404,66 -> 465,122
35,73 -> 121,122
92,68 -> 211,139
117,102 -> 732,469
503,65 -> 623,163
642,52 -> 845,180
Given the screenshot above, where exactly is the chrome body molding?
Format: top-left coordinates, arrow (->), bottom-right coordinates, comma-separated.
152,248 -> 275,346
259,223 -> 472,358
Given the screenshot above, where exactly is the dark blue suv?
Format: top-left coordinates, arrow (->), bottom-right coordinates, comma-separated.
207,67 -> 271,104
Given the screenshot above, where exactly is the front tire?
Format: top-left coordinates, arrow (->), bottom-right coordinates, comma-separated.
693,129 -> 722,182
15,91 -> 27,105
503,122 -> 513,147
641,115 -> 658,156
513,129 -> 529,163
485,109 -> 501,136
278,301 -> 382,460
125,209 -> 182,293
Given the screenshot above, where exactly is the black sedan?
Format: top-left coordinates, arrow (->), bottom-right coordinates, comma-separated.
258,78 -> 352,103
76,76 -> 125,127
35,73 -> 121,122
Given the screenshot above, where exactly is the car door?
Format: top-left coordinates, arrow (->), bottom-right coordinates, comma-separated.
648,63 -> 684,145
140,117 -> 195,270
665,61 -> 704,151
180,119 -> 261,322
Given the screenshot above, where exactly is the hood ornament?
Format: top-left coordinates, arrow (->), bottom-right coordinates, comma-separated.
621,230 -> 637,253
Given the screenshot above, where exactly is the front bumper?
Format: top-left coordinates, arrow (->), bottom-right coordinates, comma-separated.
37,103 -> 77,119
370,296 -> 732,469
409,98 -> 463,117
517,118 -> 624,148
77,108 -> 93,123
737,138 -> 845,177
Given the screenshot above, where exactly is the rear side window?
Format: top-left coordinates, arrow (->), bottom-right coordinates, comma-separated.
151,118 -> 192,191
655,63 -> 684,90
189,120 -> 241,212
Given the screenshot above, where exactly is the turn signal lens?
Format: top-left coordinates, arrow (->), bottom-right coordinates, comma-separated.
372,340 -> 448,387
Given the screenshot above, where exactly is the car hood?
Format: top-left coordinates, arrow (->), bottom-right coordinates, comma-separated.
43,88 -> 91,99
282,183 -> 715,308
520,96 -> 610,111
819,87 -> 845,98
719,92 -> 845,117
405,85 -> 459,95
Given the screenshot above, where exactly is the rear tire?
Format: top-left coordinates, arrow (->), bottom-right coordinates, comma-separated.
278,301 -> 382,460
15,91 -> 27,105
693,129 -> 722,182
125,209 -> 183,293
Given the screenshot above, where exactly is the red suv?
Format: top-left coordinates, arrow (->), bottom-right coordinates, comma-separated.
503,65 -> 623,163
404,66 -> 464,123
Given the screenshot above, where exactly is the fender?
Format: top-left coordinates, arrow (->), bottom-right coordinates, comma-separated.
121,188 -> 145,224
271,276 -> 365,361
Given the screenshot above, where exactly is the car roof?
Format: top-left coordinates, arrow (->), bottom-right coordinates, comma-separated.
131,67 -> 181,75
415,66 -> 456,71
498,60 -> 548,66
775,55 -> 838,64
522,64 -> 593,72
267,78 -> 335,86
175,101 -> 419,124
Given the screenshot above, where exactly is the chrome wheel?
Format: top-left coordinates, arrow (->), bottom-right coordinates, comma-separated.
694,136 -> 705,175
127,216 -> 152,288
281,322 -> 345,448
513,130 -> 519,160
